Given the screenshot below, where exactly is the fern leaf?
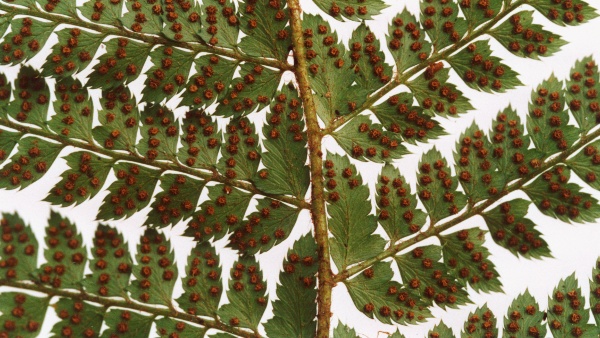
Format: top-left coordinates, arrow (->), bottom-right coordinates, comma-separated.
92,87 -> 140,152
459,0 -> 502,30
332,322 -> 360,338
421,0 -> 467,51
503,290 -> 547,338
0,129 -> 20,167
0,213 -> 38,281
567,140 -> 600,191
41,28 -> 104,79
428,321 -> 454,337
217,118 -> 261,180
161,0 -> 201,43
156,318 -> 207,337
121,1 -> 163,35
51,299 -> 104,338
348,23 -> 393,93
88,38 -> 151,89
79,0 -> 123,25
7,67 -> 51,127
199,0 -> 240,48
591,258 -> 600,327
566,56 -> 600,134
264,234 -> 318,338
461,305 -> 497,338
239,0 -> 291,60
387,10 -> 432,73
48,78 -> 95,141
324,154 -> 385,271
548,273 -> 596,337
0,18 -> 56,66
531,0 -> 598,26
179,55 -> 238,110
314,0 -> 388,21
177,109 -> 222,168
137,105 -> 179,162
0,292 -> 48,337
100,309 -> 154,338
142,46 -> 195,103
388,329 -> 406,338
147,174 -> 205,228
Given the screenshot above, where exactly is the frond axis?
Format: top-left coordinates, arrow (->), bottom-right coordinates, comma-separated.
0,3 -> 293,71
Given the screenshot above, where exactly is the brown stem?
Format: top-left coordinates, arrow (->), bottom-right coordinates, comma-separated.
0,279 -> 259,338
0,117 -> 310,209
334,127 -> 600,282
0,3 -> 293,71
286,1 -> 333,337
323,0 -> 527,134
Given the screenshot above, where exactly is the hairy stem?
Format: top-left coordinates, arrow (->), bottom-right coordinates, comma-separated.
334,127 -> 600,282
323,0 -> 527,134
0,117 -> 310,209
0,279 -> 259,338
286,1 -> 333,337
0,3 -> 293,71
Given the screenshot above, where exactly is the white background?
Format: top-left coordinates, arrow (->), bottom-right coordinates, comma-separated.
1,0 -> 600,337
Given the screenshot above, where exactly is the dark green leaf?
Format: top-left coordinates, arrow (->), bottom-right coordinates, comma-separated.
218,256 -> 267,331
313,0 -> 388,21
177,109 -> 222,169
482,198 -> 550,259
161,0 -> 201,42
461,305 -> 497,338
179,55 -> 238,110
51,299 -> 104,338
129,228 -> 178,306
88,38 -> 151,89
99,309 -> 153,338
93,87 -> 140,152
348,23 -> 393,93
565,56 -> 600,133
121,0 -> 163,35
41,28 -> 104,79
264,234 -> 318,338
387,10 -> 432,72
199,0 -> 240,49
428,321 -> 454,337
239,0 -> 291,60
548,273 -> 596,338
503,290 -> 547,338
567,140 -> 600,190
146,174 -> 205,228
79,0 -> 123,25
142,46 -> 195,103
324,154 -> 385,271
137,105 -> 179,161
420,0 -> 467,51
7,67 -> 51,127
388,329 -> 406,338
590,258 -> 600,326
98,162 -> 161,221
156,318 -> 207,337
0,293 -> 48,337
0,18 -> 56,66
0,129 -> 20,166
217,118 -> 261,180
459,0 -> 502,30
531,0 -> 598,26
0,213 -> 38,281
48,78 -> 95,142
333,322 -> 360,338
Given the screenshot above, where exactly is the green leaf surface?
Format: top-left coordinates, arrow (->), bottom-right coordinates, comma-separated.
7,66 -> 51,127
79,0 -> 124,25
142,46 -> 195,103
348,23 -> 393,94
42,27 -> 104,79
48,78 -> 95,142
99,309 -> 153,338
429,321 -> 454,337
503,290 -> 547,338
146,174 -> 205,228
461,305 -> 497,338
0,293 -> 48,338
51,299 -> 104,338
81,224 -> 132,298
459,0 -> 502,30
128,228 -> 178,306
376,164 -> 426,242
531,0 -> 598,26
387,10 -> 432,72
177,109 -> 222,169
180,55 -> 238,110
324,154 -> 386,271
121,0 -> 163,35
333,322 -> 360,338
482,198 -> 550,259
407,66 -> 472,117
239,0 -> 291,61
156,318 -> 207,337
45,151 -> 113,207
88,38 -> 152,89
199,0 -> 240,49
161,0 -> 201,42
218,256 -> 268,331
314,0 -> 388,21
548,273 -> 596,338
264,234 -> 318,338
591,258 -> 600,326
420,0 -> 467,51
332,115 -> 407,163
0,129 -> 20,166
568,140 -> 600,190
176,242 -> 223,318
254,86 -> 309,199
0,213 -> 38,281
0,18 -> 56,66
98,162 -> 161,221
491,11 -> 566,59
93,87 -> 140,152
137,105 -> 179,161
565,56 -> 600,133
217,118 -> 261,180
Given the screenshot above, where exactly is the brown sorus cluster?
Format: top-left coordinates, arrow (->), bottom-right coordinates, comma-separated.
157,320 -> 193,337
87,0 -> 122,22
221,118 -> 259,179
282,249 -> 316,291
377,174 -> 422,235
51,152 -> 104,205
550,287 -> 586,336
89,226 -> 130,297
1,18 -> 40,65
264,92 -> 304,143
417,62 -> 461,115
568,60 -> 600,120
545,0 -> 590,24
187,185 -> 242,241
53,79 -> 92,137
230,261 -> 266,306
11,69 -> 49,123
96,38 -> 145,86
457,127 -> 498,196
418,157 -> 461,216
99,87 -> 137,150
55,300 -> 98,337
127,0 -> 162,33
461,43 -> 506,91
0,138 -> 57,188
0,293 -> 42,336
506,14 -> 555,56
537,166 -> 593,220
505,303 -> 541,337
134,232 -> 175,303
146,46 -> 189,97
203,0 -> 238,46
182,247 -> 220,315
219,63 -> 266,114
459,0 -> 496,18
354,122 -> 399,160
493,201 -> 543,255
422,1 -> 462,43
152,175 -> 196,225
243,0 -> 289,40
327,1 -> 368,18
0,216 -> 36,280
490,111 -> 537,180
530,85 -> 570,151
348,30 -> 391,84
185,55 -> 228,108
451,229 -> 496,285
386,95 -> 438,141
141,106 -> 178,161
229,199 -> 286,252
388,14 -> 428,61
464,309 -> 496,338
324,159 -> 360,203
48,28 -> 94,77
107,164 -> 153,217
576,144 -> 600,185
180,109 -> 220,167
164,0 -> 200,41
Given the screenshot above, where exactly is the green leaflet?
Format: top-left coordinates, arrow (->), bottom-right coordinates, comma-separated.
35,212 -> 87,289
93,87 -> 140,152
228,197 -> 301,255
454,123 -> 504,203
176,242 -> 222,318
0,13 -> 11,38
0,213 -> 38,281
97,162 -> 161,221
376,164 -> 427,242
45,151 -> 113,208
0,129 -> 20,166
440,228 -> 502,294
523,165 -> 600,223
428,321 -> 454,337
568,140 -> 600,191
491,11 -> 566,60
333,322 -> 360,338
156,318 -> 207,337
482,198 -> 550,260
254,86 -> 310,199
461,305 -> 497,338
217,118 -> 261,180
88,38 -> 152,90
48,78 -> 95,142
387,10 -> 432,73
345,262 -> 432,325
42,27 -> 104,79
7,66 -> 51,128
449,40 -> 522,93
388,330 -> 407,338
324,154 -> 385,271
185,184 -> 253,242
332,115 -> 407,163
129,228 -> 178,306
0,292 -> 48,337
527,75 -> 580,155
199,0 -> 240,49
303,15 -> 368,122
51,299 -> 104,338
215,63 -> 282,117
531,0 -> 598,26
81,224 -> 132,298
313,0 -> 388,21
371,93 -> 446,145
459,0 -> 502,30
0,136 -> 63,191
179,55 -> 238,110
80,0 -> 124,25
394,246 -> 469,310
407,66 -> 472,117
566,56 -> 600,133
416,148 -> 467,223
146,174 -> 205,228
591,258 -> 600,326
121,0 -> 163,35
503,290 -> 547,338
0,73 -> 10,115
348,23 -> 393,94
137,105 -> 179,161
142,46 -> 195,103
420,0 -> 467,51
239,0 -> 291,61
218,256 -> 268,331
177,109 -> 222,169
0,17 -> 56,66
161,0 -> 201,42
100,309 -> 154,338
264,234 -> 318,338
548,274 -> 596,338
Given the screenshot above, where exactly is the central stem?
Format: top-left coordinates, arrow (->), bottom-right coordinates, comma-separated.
286,1 -> 333,337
